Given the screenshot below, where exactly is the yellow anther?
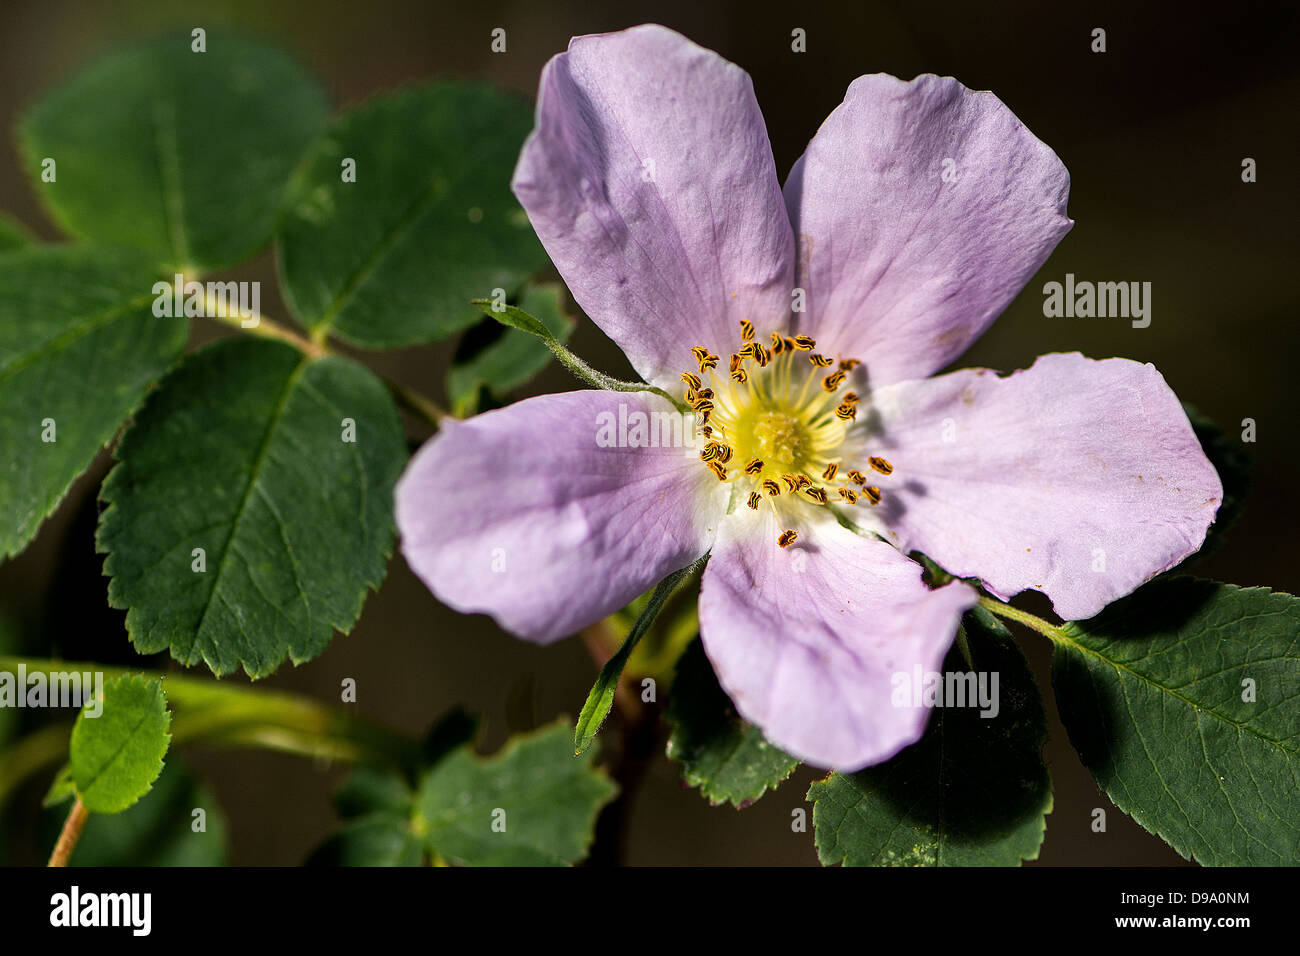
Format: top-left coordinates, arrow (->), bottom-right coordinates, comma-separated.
839,358 -> 862,371
846,469 -> 866,485
822,462 -> 838,481
862,485 -> 882,505
868,456 -> 893,475
747,491 -> 762,510
809,353 -> 834,368
792,335 -> 816,351
802,486 -> 829,504
744,458 -> 764,476
762,479 -> 781,497
707,460 -> 728,481
838,487 -> 859,504
730,367 -> 748,384
822,369 -> 847,392
740,319 -> 755,342
778,529 -> 799,548
681,371 -> 701,390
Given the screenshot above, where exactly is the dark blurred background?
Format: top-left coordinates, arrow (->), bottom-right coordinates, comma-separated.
1,0 -> 1297,865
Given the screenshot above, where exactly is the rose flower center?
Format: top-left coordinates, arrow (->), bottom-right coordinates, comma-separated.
680,322 -> 895,549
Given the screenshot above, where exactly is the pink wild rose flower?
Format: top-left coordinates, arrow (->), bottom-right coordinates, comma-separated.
396,25 -> 1222,770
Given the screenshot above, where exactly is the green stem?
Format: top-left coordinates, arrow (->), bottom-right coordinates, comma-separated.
0,656 -> 421,811
200,295 -> 449,428
469,297 -> 688,413
976,596 -> 1070,642
543,338 -> 687,413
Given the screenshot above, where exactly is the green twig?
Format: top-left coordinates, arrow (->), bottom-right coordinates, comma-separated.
470,298 -> 687,413
976,596 -> 1070,642
0,656 -> 421,811
200,293 -> 449,428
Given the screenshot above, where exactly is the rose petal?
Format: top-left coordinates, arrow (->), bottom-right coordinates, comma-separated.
396,390 -> 726,642
513,24 -> 795,391
864,352 -> 1223,621
698,508 -> 975,770
785,73 -> 1072,386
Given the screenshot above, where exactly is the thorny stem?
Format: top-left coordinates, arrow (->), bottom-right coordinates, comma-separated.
201,296 -> 449,428
48,797 -> 89,867
977,596 -> 1071,642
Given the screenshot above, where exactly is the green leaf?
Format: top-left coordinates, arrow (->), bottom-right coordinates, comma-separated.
665,638 -> 799,807
0,246 -> 187,560
447,284 -> 575,417
313,718 -> 617,866
809,611 -> 1052,866
277,82 -> 546,348
1052,577 -> 1300,865
334,766 -> 413,820
98,337 -> 408,678
51,759 -> 228,865
470,297 -> 685,410
43,765 -> 76,808
415,720 -> 617,866
309,766 -> 424,866
309,815 -> 425,866
574,556 -> 704,756
0,213 -> 33,251
19,34 -> 327,271
69,674 -> 171,814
